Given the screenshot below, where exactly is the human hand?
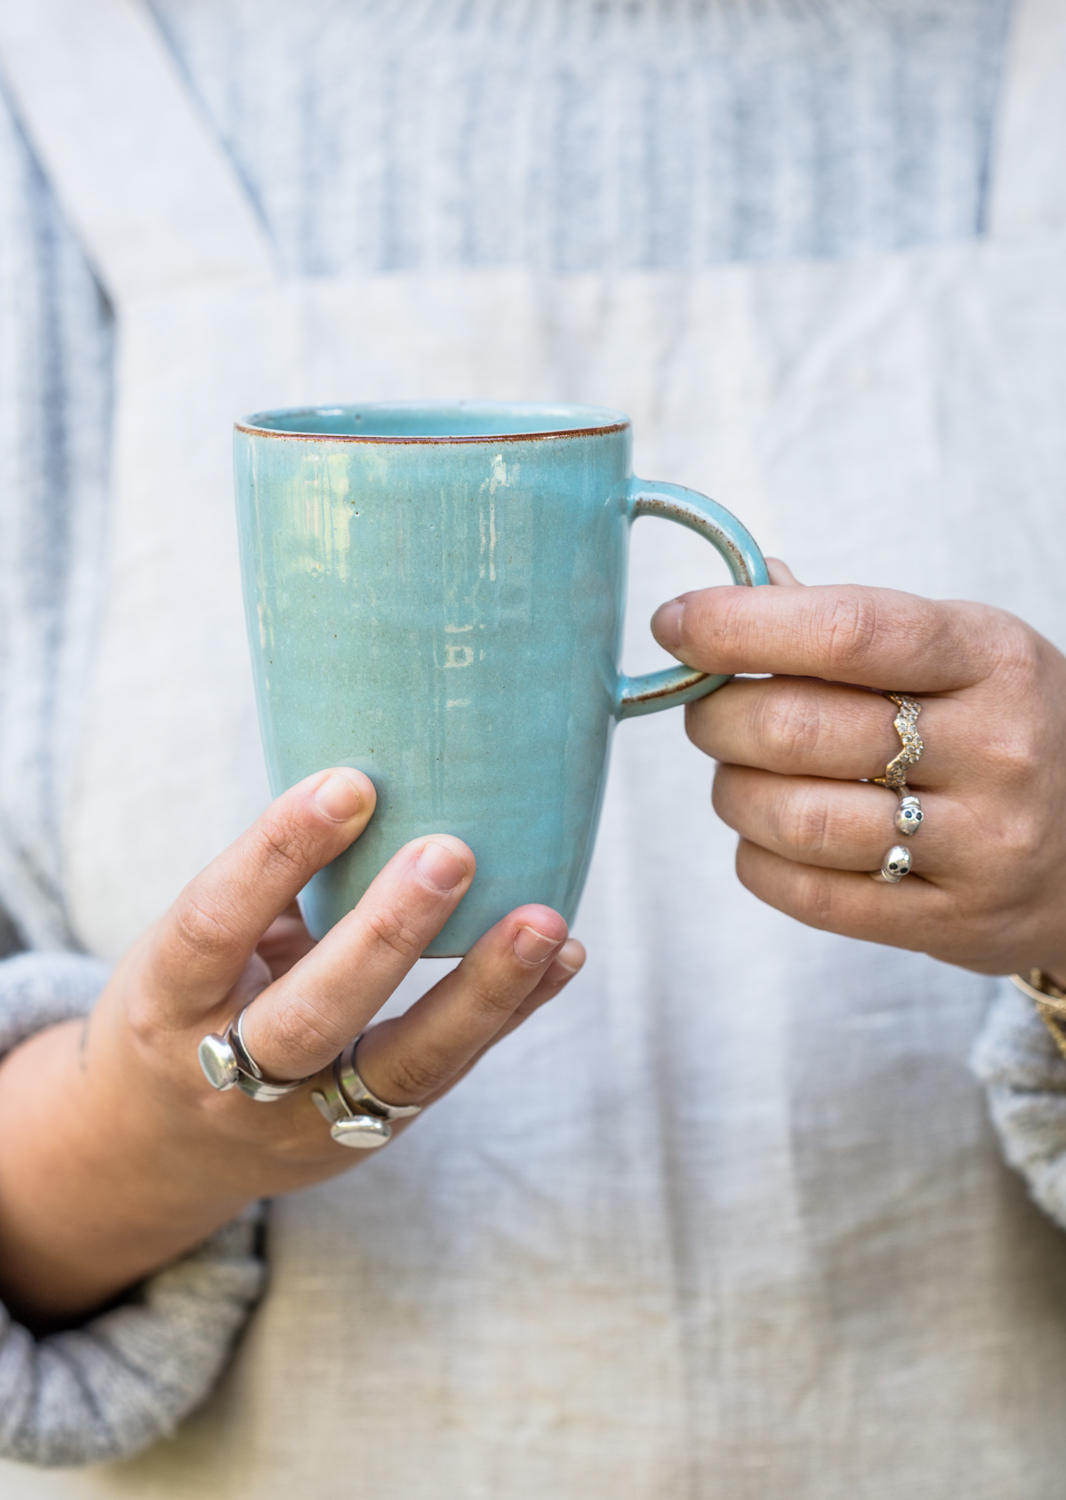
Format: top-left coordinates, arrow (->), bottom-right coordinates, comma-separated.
651,562 -> 1066,980
0,770 -> 583,1320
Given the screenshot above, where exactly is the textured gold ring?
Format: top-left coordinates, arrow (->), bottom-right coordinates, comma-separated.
873,693 -> 923,790
1011,971 -> 1066,1065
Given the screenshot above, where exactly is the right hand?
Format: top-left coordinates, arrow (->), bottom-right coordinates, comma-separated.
0,768 -> 583,1321
106,766 -> 585,1192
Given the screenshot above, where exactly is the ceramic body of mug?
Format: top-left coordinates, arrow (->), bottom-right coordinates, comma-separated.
234,403 -> 767,954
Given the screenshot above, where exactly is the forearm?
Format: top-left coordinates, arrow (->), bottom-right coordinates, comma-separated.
0,1018 -> 250,1325
0,764 -> 585,1335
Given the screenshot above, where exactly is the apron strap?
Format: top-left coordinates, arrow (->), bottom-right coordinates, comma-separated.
0,0 -> 276,301
987,0 -> 1066,237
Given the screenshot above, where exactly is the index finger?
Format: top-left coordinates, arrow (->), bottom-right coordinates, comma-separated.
149,768 -> 375,1013
650,583 -> 995,692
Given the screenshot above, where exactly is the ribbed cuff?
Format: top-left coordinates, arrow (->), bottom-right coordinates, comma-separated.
972,977 -> 1066,1232
0,952 -> 266,1466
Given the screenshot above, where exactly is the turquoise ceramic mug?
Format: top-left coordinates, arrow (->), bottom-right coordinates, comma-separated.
234,402 -> 767,955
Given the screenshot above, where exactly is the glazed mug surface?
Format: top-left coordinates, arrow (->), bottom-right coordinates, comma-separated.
234,402 -> 767,954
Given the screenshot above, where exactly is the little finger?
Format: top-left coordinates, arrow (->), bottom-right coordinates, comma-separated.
735,839 -> 954,951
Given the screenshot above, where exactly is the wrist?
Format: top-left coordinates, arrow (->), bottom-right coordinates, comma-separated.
0,1017 -> 252,1324
1010,970 -> 1066,1066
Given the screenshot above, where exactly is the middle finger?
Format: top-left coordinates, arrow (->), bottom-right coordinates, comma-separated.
240,834 -> 475,1079
686,676 -> 961,789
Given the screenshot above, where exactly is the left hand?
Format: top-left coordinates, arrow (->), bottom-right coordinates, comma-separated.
651,561 -> 1066,979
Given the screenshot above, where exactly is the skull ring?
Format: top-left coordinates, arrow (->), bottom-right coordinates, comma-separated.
894,794 -> 924,837
871,844 -> 913,884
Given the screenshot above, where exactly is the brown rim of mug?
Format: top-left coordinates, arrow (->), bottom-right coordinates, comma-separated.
235,406 -> 631,444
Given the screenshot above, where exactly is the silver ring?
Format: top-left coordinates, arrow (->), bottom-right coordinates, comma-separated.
198,1003 -> 315,1102
894,792 -> 924,837
870,844 -> 913,883
339,1034 -> 422,1122
310,1033 -> 421,1149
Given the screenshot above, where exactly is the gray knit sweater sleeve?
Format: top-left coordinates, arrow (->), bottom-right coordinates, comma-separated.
972,982 -> 1066,1230
0,954 -> 265,1467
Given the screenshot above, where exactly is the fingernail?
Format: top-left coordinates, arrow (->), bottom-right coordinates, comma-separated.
651,598 -> 685,652
553,940 -> 585,975
513,925 -> 563,965
313,770 -> 364,822
416,840 -> 468,893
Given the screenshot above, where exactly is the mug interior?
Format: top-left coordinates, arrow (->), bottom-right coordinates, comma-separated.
237,401 -> 630,441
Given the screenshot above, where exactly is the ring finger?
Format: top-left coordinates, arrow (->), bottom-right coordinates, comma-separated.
354,913 -> 585,1115
712,763 -> 949,879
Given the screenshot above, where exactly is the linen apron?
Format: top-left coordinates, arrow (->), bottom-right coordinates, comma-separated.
2,1 -> 1066,1494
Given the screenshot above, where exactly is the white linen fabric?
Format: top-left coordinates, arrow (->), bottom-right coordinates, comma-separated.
2,0 -> 1066,1493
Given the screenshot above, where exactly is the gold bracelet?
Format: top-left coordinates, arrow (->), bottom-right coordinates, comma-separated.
1010,970 -> 1066,1063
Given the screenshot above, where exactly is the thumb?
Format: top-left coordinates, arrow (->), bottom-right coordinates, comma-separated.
146,767 -> 376,1020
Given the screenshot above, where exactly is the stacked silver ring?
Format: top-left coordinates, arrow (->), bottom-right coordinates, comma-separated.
311,1034 -> 422,1148
198,1005 -> 315,1100
199,1006 -> 422,1149
870,694 -> 924,883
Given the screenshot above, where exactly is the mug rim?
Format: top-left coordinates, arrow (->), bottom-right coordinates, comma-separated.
235,401 -> 631,444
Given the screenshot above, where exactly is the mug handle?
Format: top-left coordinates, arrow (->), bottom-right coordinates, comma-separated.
616,478 -> 769,721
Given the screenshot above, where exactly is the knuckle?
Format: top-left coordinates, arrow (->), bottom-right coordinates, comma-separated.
269,999 -> 346,1062
781,786 -> 831,861
818,591 -> 881,678
464,973 -> 521,1025
687,686 -> 734,756
250,812 -> 317,879
125,986 -> 168,1058
383,1047 -> 449,1101
1010,807 -> 1046,861
986,726 -> 1042,787
261,1126 -> 334,1173
756,685 -> 822,763
793,867 -> 839,931
169,890 -> 243,964
684,697 -> 710,748
734,839 -> 757,893
992,614 -> 1043,685
773,864 -> 839,930
710,764 -> 733,818
994,805 -> 1044,868
710,588 -> 753,663
365,906 -> 426,963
